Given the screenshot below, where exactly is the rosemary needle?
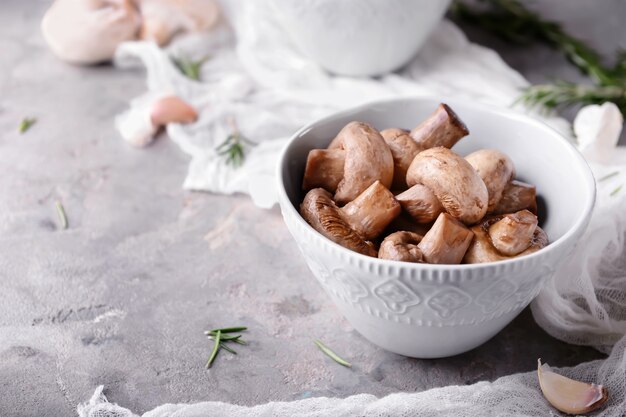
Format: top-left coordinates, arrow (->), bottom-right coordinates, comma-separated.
598,171 -> 619,182
610,184 -> 622,197
208,326 -> 247,334
55,201 -> 68,230
219,342 -> 237,354
206,330 -> 221,368
19,117 -> 37,134
314,339 -> 352,368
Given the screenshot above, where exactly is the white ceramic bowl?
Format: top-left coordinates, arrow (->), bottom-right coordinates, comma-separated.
277,97 -> 595,358
269,0 -> 451,76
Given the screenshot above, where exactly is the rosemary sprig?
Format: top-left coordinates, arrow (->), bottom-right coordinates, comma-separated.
452,0 -> 626,114
610,184 -> 622,197
314,339 -> 352,368
516,82 -> 626,114
55,201 -> 68,230
215,120 -> 256,168
598,171 -> 620,182
19,117 -> 37,134
206,330 -> 221,368
171,55 -> 208,81
204,326 -> 247,368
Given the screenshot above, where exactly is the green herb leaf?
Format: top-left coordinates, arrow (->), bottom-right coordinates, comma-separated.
206,330 -> 221,368
452,0 -> 626,115
55,201 -> 68,230
610,184 -> 622,197
19,117 -> 37,134
208,326 -> 248,334
171,55 -> 208,81
314,339 -> 352,368
598,171 -> 620,182
219,342 -> 237,354
215,130 -> 256,168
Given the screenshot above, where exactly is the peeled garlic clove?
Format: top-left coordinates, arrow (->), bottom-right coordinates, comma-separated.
537,359 -> 608,414
150,96 -> 198,126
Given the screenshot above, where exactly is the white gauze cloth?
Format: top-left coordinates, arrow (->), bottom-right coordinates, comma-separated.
94,1 -> 626,416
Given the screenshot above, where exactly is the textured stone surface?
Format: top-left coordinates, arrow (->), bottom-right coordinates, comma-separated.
0,1 -> 622,416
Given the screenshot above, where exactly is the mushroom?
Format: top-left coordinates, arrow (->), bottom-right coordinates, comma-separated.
41,0 -> 141,65
406,147 -> 489,224
465,149 -> 537,214
417,212 -> 474,264
340,181 -> 402,240
378,231 -> 424,263
492,180 -> 537,215
381,104 -> 469,189
302,122 -> 394,205
463,210 -> 548,263
395,184 -> 443,224
300,181 -> 400,257
138,0 -> 221,46
117,95 -> 198,147
301,149 -> 345,192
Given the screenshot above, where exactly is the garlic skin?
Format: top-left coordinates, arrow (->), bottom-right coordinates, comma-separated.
41,0 -> 141,65
138,0 -> 221,46
537,359 -> 608,415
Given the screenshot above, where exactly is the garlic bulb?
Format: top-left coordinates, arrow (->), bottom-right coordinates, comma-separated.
138,0 -> 221,46
537,359 -> 608,415
41,0 -> 141,65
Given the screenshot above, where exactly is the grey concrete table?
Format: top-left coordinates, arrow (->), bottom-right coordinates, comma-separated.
1,1 -> 623,415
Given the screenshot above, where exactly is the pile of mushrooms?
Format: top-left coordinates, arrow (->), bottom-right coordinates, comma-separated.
300,104 -> 548,264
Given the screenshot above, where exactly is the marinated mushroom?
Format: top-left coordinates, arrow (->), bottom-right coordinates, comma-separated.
302,149 -> 345,191
418,213 -> 474,264
381,104 -> 469,189
492,180 -> 537,215
41,0 -> 140,65
378,231 -> 424,263
300,181 -> 400,257
466,149 -> 537,214
302,122 -> 394,205
463,210 -> 548,263
395,183 -> 443,224
406,147 -> 489,225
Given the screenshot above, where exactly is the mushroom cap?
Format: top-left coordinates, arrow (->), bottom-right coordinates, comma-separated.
300,188 -> 377,257
329,122 -> 394,205
41,0 -> 140,65
381,128 -> 423,189
378,231 -> 424,263
463,214 -> 548,263
406,147 -> 488,225
488,209 -> 538,256
465,149 -> 516,212
492,180 -> 537,215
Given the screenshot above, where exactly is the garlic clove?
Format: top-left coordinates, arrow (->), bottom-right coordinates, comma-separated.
150,96 -> 198,126
537,359 -> 608,415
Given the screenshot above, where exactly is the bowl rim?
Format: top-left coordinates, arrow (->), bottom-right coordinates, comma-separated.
276,96 -> 596,271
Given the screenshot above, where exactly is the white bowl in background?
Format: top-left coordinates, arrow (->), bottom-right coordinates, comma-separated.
277,97 -> 595,358
268,0 -> 451,76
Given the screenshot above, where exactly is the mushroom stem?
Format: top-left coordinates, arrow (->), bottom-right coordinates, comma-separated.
381,128 -> 423,189
488,209 -> 538,256
300,188 -> 377,257
378,231 -> 424,263
395,184 -> 443,223
410,103 -> 469,150
418,213 -> 474,264
492,180 -> 537,215
302,149 -> 346,192
340,181 -> 401,241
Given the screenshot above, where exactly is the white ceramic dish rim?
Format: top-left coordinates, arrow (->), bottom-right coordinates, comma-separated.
276,96 -> 596,273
